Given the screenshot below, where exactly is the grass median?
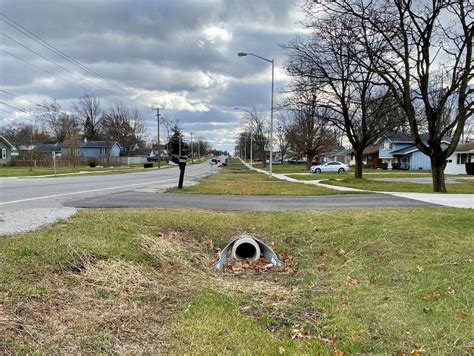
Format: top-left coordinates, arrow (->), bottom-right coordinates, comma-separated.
1,208 -> 472,354
0,162 -> 170,178
169,159 -> 347,195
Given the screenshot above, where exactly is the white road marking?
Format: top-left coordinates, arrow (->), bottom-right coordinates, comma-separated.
0,178 -> 176,205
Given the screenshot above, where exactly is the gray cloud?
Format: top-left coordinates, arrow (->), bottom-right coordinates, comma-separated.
0,0 -> 305,152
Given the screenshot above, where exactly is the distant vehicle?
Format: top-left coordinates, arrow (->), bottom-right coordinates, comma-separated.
310,161 -> 349,173
265,159 -> 282,165
288,157 -> 306,164
147,156 -> 158,162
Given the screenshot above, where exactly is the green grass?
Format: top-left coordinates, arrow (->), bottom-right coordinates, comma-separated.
0,162 -> 171,177
169,159 -> 347,195
287,172 -> 435,181
324,178 -> 474,193
1,208 -> 473,354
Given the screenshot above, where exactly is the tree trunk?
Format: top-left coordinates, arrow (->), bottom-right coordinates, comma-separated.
306,155 -> 312,170
354,150 -> 364,179
431,156 -> 447,193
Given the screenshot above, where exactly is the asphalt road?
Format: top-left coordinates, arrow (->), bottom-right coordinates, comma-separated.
0,161 -> 213,209
67,192 -> 437,211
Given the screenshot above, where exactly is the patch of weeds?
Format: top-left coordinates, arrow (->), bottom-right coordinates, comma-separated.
93,287 -> 114,299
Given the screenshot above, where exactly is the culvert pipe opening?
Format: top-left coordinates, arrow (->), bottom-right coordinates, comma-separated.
231,237 -> 261,261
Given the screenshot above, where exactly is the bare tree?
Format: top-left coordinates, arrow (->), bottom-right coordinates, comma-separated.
275,113 -> 291,163
40,100 -> 80,143
323,0 -> 473,191
284,10 -> 404,177
244,110 -> 268,166
74,94 -> 103,140
102,104 -> 145,156
284,92 -> 336,169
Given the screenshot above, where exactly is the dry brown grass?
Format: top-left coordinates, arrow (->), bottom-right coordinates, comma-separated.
1,230 -> 296,354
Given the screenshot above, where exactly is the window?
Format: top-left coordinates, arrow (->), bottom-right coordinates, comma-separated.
457,153 -> 471,164
100,147 -> 106,155
1,148 -> 6,160
383,141 -> 392,150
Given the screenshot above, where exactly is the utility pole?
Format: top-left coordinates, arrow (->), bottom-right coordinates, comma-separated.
179,134 -> 182,156
190,132 -> 194,163
152,107 -> 162,168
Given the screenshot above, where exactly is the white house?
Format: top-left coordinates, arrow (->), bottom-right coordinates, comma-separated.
445,141 -> 474,175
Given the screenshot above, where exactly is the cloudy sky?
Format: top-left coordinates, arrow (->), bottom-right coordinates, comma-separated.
0,0 -> 308,153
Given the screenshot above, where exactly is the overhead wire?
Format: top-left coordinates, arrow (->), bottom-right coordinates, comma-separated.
0,13 -> 147,112
0,102 -> 45,120
0,89 -> 49,109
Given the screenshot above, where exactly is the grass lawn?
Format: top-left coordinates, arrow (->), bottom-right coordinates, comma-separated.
323,178 -> 474,194
1,208 -> 472,354
287,172 -> 434,180
170,159 -> 345,195
0,162 -> 170,177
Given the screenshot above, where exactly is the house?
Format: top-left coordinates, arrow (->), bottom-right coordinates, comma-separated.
76,140 -> 121,158
377,134 -> 451,170
316,145 -> 352,165
362,145 -> 381,168
445,141 -> 474,174
0,135 -> 16,165
37,142 -> 62,157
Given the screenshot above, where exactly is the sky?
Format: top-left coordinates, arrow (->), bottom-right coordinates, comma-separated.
0,0 -> 309,153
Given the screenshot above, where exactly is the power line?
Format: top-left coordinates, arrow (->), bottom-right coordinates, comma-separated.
0,107 -> 16,116
0,13 -> 145,110
0,32 -> 122,100
0,13 -> 113,87
0,49 -> 95,94
0,102 -> 45,120
0,89 -> 49,109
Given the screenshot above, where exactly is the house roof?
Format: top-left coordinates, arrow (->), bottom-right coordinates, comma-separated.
38,143 -> 62,152
391,145 -> 419,155
81,141 -> 120,149
455,141 -> 474,152
363,145 -> 379,155
378,133 -> 452,145
0,135 -> 15,149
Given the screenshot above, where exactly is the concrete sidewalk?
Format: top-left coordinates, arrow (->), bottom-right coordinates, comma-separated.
241,160 -> 473,209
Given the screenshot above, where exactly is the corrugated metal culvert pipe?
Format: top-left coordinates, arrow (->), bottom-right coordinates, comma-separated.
213,234 -> 283,269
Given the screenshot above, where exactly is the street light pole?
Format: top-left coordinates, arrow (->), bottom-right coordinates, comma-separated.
238,52 -> 274,177
152,107 -> 162,168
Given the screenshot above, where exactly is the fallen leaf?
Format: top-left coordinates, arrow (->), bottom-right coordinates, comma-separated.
422,307 -> 430,313
396,352 -> 405,356
416,266 -> 424,273
447,287 -> 455,296
370,276 -> 379,284
340,299 -> 349,309
316,263 -> 326,271
346,276 -> 358,285
410,344 -> 425,355
455,311 -> 467,319
383,296 -> 390,301
333,350 -> 345,356
337,248 -> 346,256
291,327 -> 311,340
432,291 -> 441,300
278,346 -> 286,354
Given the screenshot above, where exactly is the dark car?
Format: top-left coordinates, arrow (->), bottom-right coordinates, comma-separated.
147,156 -> 158,162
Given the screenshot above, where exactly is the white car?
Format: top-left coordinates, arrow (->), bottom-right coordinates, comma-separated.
310,161 -> 349,173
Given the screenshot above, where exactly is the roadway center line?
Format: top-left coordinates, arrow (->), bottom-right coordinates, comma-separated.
0,178 -> 177,205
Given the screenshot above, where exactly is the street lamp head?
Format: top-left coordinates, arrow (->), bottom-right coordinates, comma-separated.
238,52 -> 248,57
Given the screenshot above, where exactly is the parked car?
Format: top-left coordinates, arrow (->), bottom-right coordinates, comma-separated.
310,161 -> 349,173
265,159 -> 282,165
147,156 -> 158,162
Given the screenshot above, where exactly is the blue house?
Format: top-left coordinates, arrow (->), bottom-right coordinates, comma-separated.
377,134 -> 451,171
79,140 -> 121,158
